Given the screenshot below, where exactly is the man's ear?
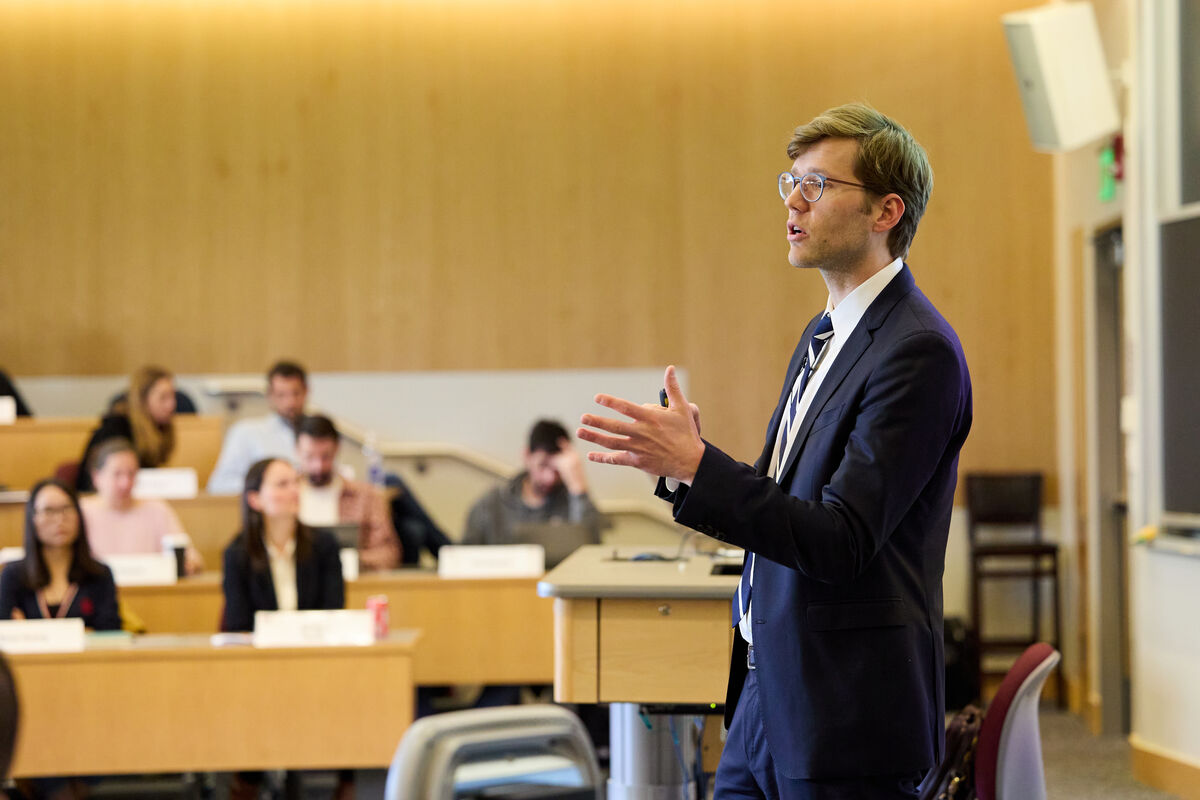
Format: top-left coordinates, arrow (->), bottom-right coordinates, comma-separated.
873,193 -> 906,235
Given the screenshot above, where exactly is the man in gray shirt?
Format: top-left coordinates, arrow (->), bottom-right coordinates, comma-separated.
462,420 -> 608,547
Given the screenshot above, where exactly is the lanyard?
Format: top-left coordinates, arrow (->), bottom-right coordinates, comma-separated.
37,583 -> 79,620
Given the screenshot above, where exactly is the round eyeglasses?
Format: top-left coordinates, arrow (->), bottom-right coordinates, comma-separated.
778,172 -> 872,203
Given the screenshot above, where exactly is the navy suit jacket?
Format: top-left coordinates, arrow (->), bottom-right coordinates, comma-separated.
657,265 -> 972,781
221,528 -> 346,632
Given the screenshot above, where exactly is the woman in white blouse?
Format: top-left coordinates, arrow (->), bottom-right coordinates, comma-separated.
220,458 -> 343,632
220,457 -> 347,800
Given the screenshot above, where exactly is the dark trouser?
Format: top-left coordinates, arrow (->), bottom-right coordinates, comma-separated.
714,669 -> 925,800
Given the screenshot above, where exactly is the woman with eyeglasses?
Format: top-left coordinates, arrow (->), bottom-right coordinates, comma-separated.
75,365 -> 178,493
0,479 -> 121,630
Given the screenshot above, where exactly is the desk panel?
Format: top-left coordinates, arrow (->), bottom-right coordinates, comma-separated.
0,415 -> 223,490
9,632 -> 417,777
118,572 -> 554,686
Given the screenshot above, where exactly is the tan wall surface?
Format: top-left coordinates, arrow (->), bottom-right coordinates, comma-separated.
0,0 -> 1056,493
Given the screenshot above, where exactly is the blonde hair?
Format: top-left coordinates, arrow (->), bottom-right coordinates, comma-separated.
122,365 -> 175,467
787,103 -> 933,259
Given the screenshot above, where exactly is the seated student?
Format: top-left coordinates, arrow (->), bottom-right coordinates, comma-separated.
80,438 -> 204,575
0,487 -> 116,798
462,419 -> 609,548
221,457 -> 348,800
0,479 -> 121,629
0,367 -> 33,417
295,414 -> 399,571
207,360 -> 309,495
75,365 -> 178,493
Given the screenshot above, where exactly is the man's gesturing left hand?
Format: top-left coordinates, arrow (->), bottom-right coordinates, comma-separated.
577,365 -> 705,485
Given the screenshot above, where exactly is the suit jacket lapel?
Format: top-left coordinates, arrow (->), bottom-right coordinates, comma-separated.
757,322 -> 820,477
777,265 -> 917,484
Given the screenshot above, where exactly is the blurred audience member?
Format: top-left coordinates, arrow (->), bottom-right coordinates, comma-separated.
207,361 -> 308,495
0,479 -> 120,630
76,365 -> 177,493
80,438 -> 203,575
295,415 -> 399,571
463,419 -> 608,546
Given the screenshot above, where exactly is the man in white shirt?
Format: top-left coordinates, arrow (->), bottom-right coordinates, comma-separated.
207,361 -> 309,494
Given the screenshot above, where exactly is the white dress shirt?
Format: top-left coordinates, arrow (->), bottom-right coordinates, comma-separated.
265,536 -> 299,612
739,258 -> 904,646
207,414 -> 300,495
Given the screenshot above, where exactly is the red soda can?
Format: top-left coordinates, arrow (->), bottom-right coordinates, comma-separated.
366,594 -> 389,640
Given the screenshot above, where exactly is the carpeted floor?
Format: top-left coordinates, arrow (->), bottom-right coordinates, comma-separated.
1041,710 -> 1179,800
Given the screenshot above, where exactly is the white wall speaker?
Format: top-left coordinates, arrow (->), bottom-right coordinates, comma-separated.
1002,2 -> 1120,152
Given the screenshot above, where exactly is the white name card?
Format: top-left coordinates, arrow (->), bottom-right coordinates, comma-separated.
437,544 -> 545,579
0,618 -> 85,654
105,553 -> 178,586
252,609 -> 375,648
339,548 -> 360,581
0,547 -> 25,565
0,396 -> 15,425
133,468 -> 199,500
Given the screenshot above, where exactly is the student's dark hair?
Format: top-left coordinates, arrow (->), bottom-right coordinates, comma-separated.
295,414 -> 339,442
267,360 -> 307,387
88,437 -> 138,475
240,458 -> 313,571
528,419 -> 570,454
22,479 -> 106,590
0,652 -> 17,780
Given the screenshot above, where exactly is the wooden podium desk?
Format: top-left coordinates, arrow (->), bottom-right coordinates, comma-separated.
537,544 -> 740,705
9,631 -> 419,777
118,571 -> 554,686
0,415 -> 224,490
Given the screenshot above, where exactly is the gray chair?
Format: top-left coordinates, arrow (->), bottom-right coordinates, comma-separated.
386,705 -> 603,800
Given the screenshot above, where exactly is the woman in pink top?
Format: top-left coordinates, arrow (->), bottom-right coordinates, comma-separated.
80,438 -> 204,575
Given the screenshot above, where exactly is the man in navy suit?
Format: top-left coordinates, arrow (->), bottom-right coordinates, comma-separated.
578,103 -> 972,799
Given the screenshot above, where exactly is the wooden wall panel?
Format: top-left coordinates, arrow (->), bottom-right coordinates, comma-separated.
0,0 -> 1056,492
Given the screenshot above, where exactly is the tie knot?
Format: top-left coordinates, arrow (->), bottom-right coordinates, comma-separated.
807,313 -> 834,363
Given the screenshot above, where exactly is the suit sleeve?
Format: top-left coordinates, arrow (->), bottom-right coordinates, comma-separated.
222,544 -> 255,632
670,330 -> 970,585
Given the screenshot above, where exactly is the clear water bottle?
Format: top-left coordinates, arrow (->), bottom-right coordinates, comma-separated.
364,432 -> 385,488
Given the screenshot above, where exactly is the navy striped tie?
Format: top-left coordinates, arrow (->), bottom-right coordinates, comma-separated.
732,312 -> 835,628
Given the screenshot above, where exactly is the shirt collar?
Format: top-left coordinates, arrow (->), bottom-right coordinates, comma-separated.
265,536 -> 296,562
825,258 -> 903,340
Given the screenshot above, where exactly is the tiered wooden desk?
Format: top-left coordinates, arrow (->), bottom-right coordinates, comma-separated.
9,631 -> 419,777
0,415 -> 224,490
116,572 -> 554,686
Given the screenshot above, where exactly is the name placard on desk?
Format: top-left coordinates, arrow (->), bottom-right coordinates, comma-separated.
437,544 -> 545,579
105,553 -> 178,586
0,618 -> 85,654
252,609 -> 375,648
133,468 -> 198,500
0,397 -> 15,425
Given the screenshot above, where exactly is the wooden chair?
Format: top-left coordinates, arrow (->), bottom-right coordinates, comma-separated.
967,473 -> 1063,707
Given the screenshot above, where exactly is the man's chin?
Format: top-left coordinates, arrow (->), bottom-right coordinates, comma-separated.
309,474 -> 334,488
